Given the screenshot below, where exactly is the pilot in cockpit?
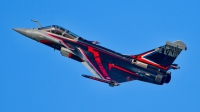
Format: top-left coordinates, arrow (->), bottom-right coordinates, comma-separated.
51,26 -> 56,33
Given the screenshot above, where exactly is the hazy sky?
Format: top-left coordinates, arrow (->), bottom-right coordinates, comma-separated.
1,0 -> 200,112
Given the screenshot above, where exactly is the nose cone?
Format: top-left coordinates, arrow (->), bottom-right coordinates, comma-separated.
13,28 -> 32,38
13,28 -> 27,36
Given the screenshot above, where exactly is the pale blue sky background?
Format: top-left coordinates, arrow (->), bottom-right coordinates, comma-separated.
0,0 -> 200,112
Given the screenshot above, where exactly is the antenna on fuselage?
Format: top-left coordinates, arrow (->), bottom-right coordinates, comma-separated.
31,19 -> 42,28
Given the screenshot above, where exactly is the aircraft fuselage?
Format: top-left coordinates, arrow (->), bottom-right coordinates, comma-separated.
13,23 -> 186,86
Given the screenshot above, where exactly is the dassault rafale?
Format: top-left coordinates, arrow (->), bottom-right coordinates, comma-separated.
13,20 -> 187,87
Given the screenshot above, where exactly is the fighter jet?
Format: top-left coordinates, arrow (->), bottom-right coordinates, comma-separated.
13,20 -> 187,87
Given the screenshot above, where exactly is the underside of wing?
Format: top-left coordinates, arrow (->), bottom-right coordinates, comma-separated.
78,47 -> 138,83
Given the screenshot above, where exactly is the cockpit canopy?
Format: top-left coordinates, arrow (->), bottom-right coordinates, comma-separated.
38,25 -> 79,39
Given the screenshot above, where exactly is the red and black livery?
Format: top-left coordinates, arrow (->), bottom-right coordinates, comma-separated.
13,21 -> 187,87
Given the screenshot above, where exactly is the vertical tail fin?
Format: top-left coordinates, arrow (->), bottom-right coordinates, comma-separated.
134,40 -> 187,70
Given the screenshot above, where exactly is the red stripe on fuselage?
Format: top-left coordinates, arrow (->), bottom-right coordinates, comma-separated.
88,47 -> 110,79
46,33 -> 74,50
78,48 -> 105,79
40,40 -> 52,44
108,63 -> 138,77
